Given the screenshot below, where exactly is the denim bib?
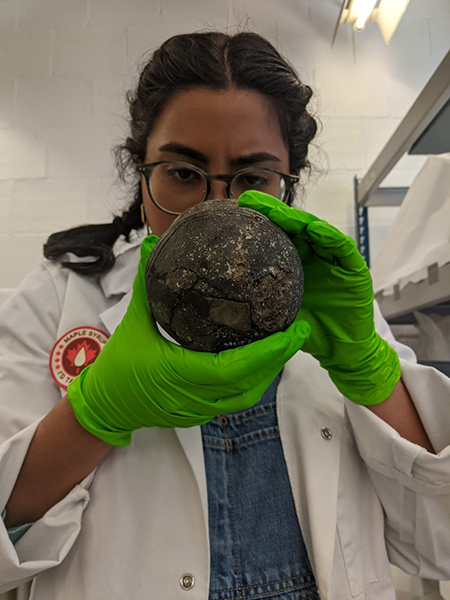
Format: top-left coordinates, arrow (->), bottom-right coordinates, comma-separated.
201,371 -> 319,600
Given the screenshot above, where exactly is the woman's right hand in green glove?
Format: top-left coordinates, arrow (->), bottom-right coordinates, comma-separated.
67,235 -> 311,447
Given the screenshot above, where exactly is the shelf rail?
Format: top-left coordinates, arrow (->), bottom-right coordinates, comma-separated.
355,50 -> 450,208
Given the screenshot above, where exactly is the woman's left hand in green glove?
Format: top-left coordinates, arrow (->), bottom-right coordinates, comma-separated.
238,191 -> 401,405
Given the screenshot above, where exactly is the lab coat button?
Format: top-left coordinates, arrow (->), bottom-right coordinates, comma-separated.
180,574 -> 195,590
321,427 -> 332,440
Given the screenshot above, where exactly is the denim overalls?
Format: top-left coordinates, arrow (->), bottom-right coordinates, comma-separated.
201,371 -> 320,600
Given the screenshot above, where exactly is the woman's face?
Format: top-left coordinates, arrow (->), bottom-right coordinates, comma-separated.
141,87 -> 290,236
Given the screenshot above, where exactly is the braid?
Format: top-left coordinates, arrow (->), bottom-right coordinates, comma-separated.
113,195 -> 144,240
43,195 -> 144,276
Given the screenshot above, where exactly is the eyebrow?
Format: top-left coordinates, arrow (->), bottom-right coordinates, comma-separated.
158,143 -> 281,167
159,143 -> 208,164
231,152 -> 281,167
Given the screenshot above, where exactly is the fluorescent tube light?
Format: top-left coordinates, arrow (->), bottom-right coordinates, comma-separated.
354,0 -> 378,31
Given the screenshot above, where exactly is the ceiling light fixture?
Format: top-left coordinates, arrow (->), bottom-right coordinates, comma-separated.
332,0 -> 411,46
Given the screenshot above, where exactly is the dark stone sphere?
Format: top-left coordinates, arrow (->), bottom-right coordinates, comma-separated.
145,198 -> 304,353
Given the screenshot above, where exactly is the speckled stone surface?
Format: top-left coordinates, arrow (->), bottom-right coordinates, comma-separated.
145,199 -> 304,352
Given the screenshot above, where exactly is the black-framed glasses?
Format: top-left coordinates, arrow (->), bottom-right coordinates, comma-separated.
136,160 -> 299,215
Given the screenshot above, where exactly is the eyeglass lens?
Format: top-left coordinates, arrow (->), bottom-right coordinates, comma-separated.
149,164 -> 286,213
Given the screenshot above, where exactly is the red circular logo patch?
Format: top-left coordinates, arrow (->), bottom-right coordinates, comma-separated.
49,326 -> 109,390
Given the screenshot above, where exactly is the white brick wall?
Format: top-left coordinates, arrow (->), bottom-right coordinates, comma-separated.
0,0 -> 449,305
0,79 -> 14,128
0,129 -> 46,179
53,28 -> 127,78
0,28 -> 53,78
16,77 -> 91,127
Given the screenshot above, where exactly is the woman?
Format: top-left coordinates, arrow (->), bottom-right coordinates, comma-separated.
0,31 -> 449,600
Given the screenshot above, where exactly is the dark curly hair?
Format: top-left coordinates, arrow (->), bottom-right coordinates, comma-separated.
43,30 -> 318,275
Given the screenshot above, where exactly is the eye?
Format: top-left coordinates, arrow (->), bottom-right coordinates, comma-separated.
242,174 -> 270,186
233,171 -> 272,188
166,167 -> 202,183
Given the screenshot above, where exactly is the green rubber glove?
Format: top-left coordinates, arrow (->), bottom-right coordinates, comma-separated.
67,234 -> 311,446
238,191 -> 401,405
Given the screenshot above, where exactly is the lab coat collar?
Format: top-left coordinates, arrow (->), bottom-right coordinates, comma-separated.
98,228 -> 146,299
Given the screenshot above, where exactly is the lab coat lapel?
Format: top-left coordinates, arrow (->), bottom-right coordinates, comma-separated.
277,352 -> 344,600
97,265 -> 210,538
98,291 -> 131,334
173,426 -> 210,535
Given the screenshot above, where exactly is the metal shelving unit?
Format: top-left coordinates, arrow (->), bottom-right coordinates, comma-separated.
354,50 -> 450,374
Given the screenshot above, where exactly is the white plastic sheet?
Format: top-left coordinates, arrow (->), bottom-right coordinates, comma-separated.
370,153 -> 450,296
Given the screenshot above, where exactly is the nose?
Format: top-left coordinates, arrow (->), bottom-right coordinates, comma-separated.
206,180 -> 229,201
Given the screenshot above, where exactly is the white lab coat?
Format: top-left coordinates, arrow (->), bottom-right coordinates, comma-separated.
0,230 -> 450,600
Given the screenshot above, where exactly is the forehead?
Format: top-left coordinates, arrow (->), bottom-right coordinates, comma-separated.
145,87 -> 288,161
